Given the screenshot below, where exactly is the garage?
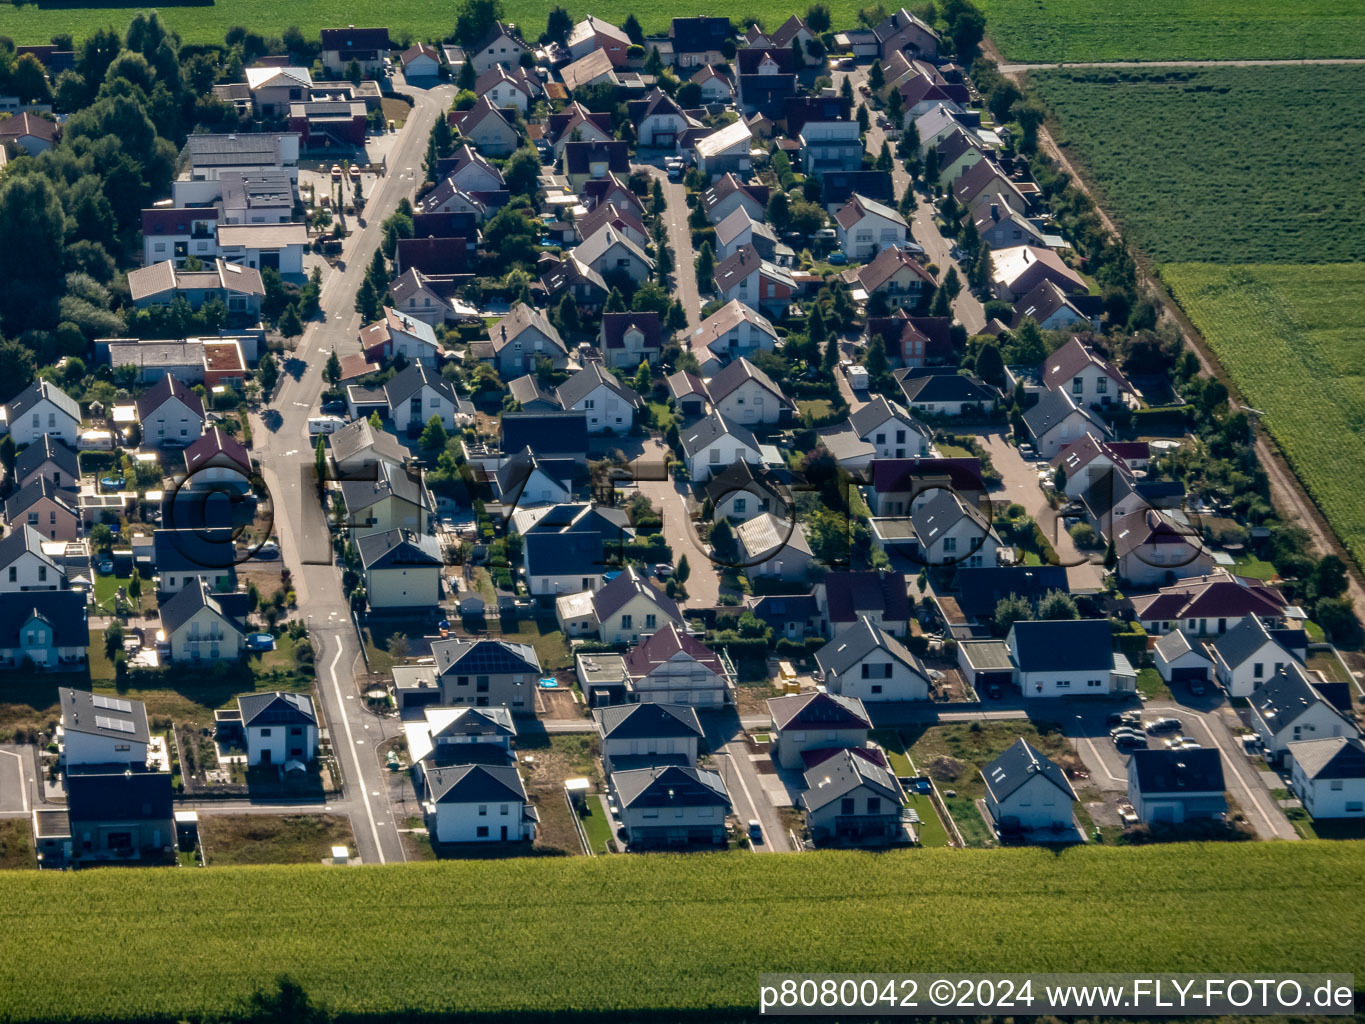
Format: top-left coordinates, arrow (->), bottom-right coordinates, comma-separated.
1154,630 -> 1212,685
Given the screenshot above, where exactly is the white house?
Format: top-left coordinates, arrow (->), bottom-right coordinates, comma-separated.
735,514 -> 813,582
400,42 -> 441,78
767,691 -> 872,771
136,373 -> 205,447
238,691 -> 318,768
1153,629 -> 1213,689
848,395 -> 932,459
495,448 -> 575,509
800,747 -> 905,845
416,762 -> 537,843
815,616 -> 931,702
357,529 -> 443,609
1208,615 -> 1298,698
679,411 -> 762,482
1041,336 -> 1135,411
385,362 -> 460,433
693,118 -> 753,178
591,566 -> 685,644
834,194 -> 909,260
554,362 -> 642,435
982,739 -> 1077,833
1021,390 -> 1109,460
5,380 -> 80,447
1287,737 -> 1365,819
1128,748 -> 1227,825
611,764 -> 730,848
58,688 -> 150,768
686,299 -> 779,375
704,356 -> 792,426
1006,618 -> 1136,698
1249,663 -> 1356,762
911,489 -> 1002,568
468,21 -> 528,75
0,525 -> 64,593
161,580 -> 245,663
1113,508 -> 1215,588
593,702 -> 703,773
623,624 -> 733,706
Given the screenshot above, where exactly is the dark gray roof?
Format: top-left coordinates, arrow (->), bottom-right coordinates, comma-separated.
592,566 -> 682,623
384,362 -> 458,408
430,706 -> 517,739
523,530 -> 607,578
135,372 -> 205,422
594,702 -> 703,741
1211,614 -> 1280,669
848,394 -> 923,439
911,489 -> 990,547
356,528 -> 443,570
500,412 -> 589,458
152,528 -> 238,575
815,616 -> 925,680
1129,747 -> 1225,795
1250,662 -> 1340,727
66,766 -> 172,824
612,764 -> 729,809
6,379 -> 79,422
0,524 -> 57,572
705,356 -> 789,406
895,367 -> 995,405
508,375 -> 562,410
801,747 -> 901,812
679,411 -> 758,458
329,418 -> 411,467
1007,619 -> 1114,673
982,738 -> 1075,803
556,362 -> 642,410
1021,388 -> 1085,438
423,761 -> 527,804
433,637 -> 540,677
238,691 -> 317,728
954,566 -> 1069,623
159,579 -> 243,636
59,687 -> 150,745
702,460 -> 787,507
0,591 -> 87,648
768,691 -> 871,731
4,477 -> 76,522
13,435 -> 79,483
1289,736 -> 1365,781
338,461 -> 430,515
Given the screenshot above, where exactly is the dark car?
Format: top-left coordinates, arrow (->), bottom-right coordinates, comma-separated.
320,399 -> 347,415
1145,717 -> 1182,734
984,682 -> 1003,699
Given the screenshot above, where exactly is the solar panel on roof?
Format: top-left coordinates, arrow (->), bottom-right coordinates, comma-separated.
92,695 -> 133,713
95,716 -> 136,733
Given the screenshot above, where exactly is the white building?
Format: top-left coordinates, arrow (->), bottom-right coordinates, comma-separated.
815,616 -> 931,702
238,691 -> 318,768
1287,737 -> 1365,819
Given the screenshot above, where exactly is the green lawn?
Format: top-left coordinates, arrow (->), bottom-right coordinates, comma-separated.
647,400 -> 678,434
1162,262 -> 1365,571
1286,809 -> 1365,841
579,796 -> 615,856
870,729 -> 914,777
904,792 -> 951,848
500,617 -> 572,673
1029,67 -> 1365,265
981,0 -> 1365,62
1307,650 -> 1352,684
1233,553 -> 1279,581
0,819 -> 32,870
0,844 -> 1361,1020
93,575 -> 153,615
942,794 -> 996,848
1137,666 -> 1173,701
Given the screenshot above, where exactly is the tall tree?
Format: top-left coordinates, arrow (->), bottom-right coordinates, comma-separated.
325,348 -> 342,386
622,14 -> 645,44
868,58 -> 884,91
544,6 -> 573,45
454,0 -> 505,49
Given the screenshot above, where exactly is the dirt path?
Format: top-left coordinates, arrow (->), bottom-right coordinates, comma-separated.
992,40 -> 1365,614
999,57 -> 1365,73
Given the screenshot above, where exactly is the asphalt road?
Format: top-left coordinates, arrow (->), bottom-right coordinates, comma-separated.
251,81 -> 455,865
635,160 -> 703,329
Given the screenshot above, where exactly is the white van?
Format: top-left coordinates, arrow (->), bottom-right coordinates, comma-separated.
308,416 -> 347,438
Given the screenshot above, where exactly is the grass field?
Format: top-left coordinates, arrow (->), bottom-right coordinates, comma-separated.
0,2 -> 836,47
981,0 -> 1365,63
199,814 -> 355,867
0,819 -> 31,870
0,843 -> 1360,1019
1161,262 -> 1365,569
1028,66 -> 1365,265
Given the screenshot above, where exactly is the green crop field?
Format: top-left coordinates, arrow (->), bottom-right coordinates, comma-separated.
0,1 -> 844,47
0,843 -> 1362,1020
981,0 -> 1365,63
1028,66 -> 1365,264
1161,262 -> 1365,568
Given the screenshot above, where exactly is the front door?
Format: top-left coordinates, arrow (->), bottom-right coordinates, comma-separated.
500,825 -> 508,841
260,749 -> 272,765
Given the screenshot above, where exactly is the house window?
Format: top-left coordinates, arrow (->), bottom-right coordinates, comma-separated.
710,449 -> 721,463
861,663 -> 892,679
840,797 -> 855,814
457,675 -> 469,686
501,804 -> 509,815
621,615 -> 632,629
867,798 -> 880,814
290,727 -> 302,736
115,744 -> 130,752
7,568 -> 13,583
645,614 -> 656,628
1056,680 -> 1070,688
1253,663 -> 1263,678
734,497 -> 746,513
477,826 -> 489,838
943,537 -> 957,553
479,805 -> 488,816
476,676 -> 489,692
37,567 -> 45,582
871,684 -> 883,694
1331,780 -> 1344,791
1097,378 -> 1108,395
260,728 -> 272,736
1072,377 -> 1084,395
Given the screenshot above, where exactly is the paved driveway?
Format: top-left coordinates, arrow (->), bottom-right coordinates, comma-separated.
635,161 -> 702,329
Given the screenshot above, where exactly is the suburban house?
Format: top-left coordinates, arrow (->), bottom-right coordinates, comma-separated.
576,201 -> 650,249
820,570 -> 912,639
1153,630 -> 1213,689
713,245 -> 795,318
0,590 -> 87,669
933,127 -> 987,187
450,97 -> 521,156
567,15 -> 632,65
495,448 -> 577,509
320,26 -> 391,76
691,64 -> 736,104
1127,748 -> 1227,826
161,580 -> 246,662
667,370 -> 710,420
402,705 -> 516,768
800,748 -> 905,845
843,244 -> 935,310
910,489 -> 1002,568
705,461 -> 789,525
751,592 -> 825,642
1287,737 -> 1365,819
61,766 -> 173,864
545,102 -> 614,154
700,174 -> 769,224
400,42 -> 441,78
705,356 -> 792,426
849,395 -> 932,459
679,411 -> 762,482
594,702 -> 704,773
767,691 -> 872,771
669,16 -> 733,67
834,194 -> 909,259
1112,508 -> 1214,587
127,259 -> 265,316
360,307 -> 442,367
1210,615 -> 1300,698
982,738 -> 1077,834
5,479 -> 79,542
735,513 -> 814,582
561,141 -> 630,189
141,207 -> 219,267
686,299 -> 780,375
414,762 -> 537,844
357,529 -> 443,609
329,419 -> 412,478
894,367 -> 998,417
384,362 -> 461,433
800,119 -> 864,175
485,304 -> 569,377
611,764 -> 731,848
561,48 -> 618,93
630,88 -> 699,148
623,624 -> 734,706
58,688 -> 149,768
873,7 -> 940,59
714,208 -> 779,262
468,21 -> 529,74
592,566 -> 685,644
338,461 -> 431,537
575,224 -> 655,284
1248,662 -> 1356,762
815,616 -> 931,702
1130,569 -> 1288,637
991,245 -> 1088,301
598,312 -> 662,370
1006,618 -> 1137,697
5,380 -> 80,447
1014,280 -> 1097,332
694,118 -> 754,178
1042,337 -> 1136,410
1051,433 -> 1133,501
1021,389 -> 1109,460
14,436 -> 79,494
0,525 -> 64,592
415,637 -> 543,713
136,373 -> 205,447
0,112 -> 57,153
237,691 -> 318,768
972,199 -> 1044,250
475,66 -> 537,112
152,528 -> 237,596
554,362 -> 641,435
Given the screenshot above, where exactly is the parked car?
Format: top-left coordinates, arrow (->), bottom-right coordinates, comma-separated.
320,398 -> 347,415
97,559 -> 115,576
827,251 -> 848,265
984,682 -> 1003,699
1145,717 -> 1182,734
1114,733 -> 1147,750
1107,710 -> 1142,728
1189,678 -> 1208,696
653,563 -> 674,580
748,820 -> 763,841
1017,443 -> 1037,460
254,541 -> 280,560
330,164 -> 343,180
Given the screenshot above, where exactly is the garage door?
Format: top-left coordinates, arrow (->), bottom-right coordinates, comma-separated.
1150,804 -> 1176,824
260,251 -> 280,271
1171,666 -> 1208,683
